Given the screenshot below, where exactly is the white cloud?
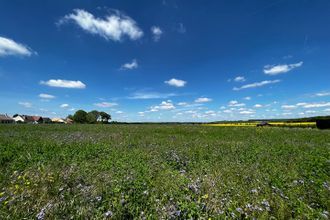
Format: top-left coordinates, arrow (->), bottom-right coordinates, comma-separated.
296,102 -> 307,106
0,36 -> 35,57
195,97 -> 212,103
18,102 -> 32,108
151,26 -> 163,41
254,104 -> 263,108
60,104 -> 69,108
239,110 -> 255,115
94,102 -> 118,108
39,93 -> 55,99
223,109 -> 232,113
301,102 -> 330,108
314,92 -> 330,97
59,9 -> 143,41
324,109 -> 330,112
164,78 -> 187,87
263,61 -> 303,75
234,76 -> 246,82
243,96 -> 251,100
233,80 -> 280,91
177,102 -> 188,106
281,105 -> 296,110
228,100 -> 245,107
150,100 -> 175,111
121,59 -> 138,70
40,79 -> 86,89
116,111 -> 123,114
128,91 -> 177,99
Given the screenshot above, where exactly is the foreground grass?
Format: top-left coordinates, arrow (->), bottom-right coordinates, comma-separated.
0,124 -> 329,219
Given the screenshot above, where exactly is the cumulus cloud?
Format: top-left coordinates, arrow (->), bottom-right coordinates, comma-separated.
40,79 -> 86,89
239,110 -> 255,115
254,104 -> 263,108
0,36 -> 35,57
195,97 -> 212,103
301,102 -> 330,108
121,59 -> 138,70
263,62 -> 303,75
60,103 -> 69,108
228,100 -> 245,107
164,78 -> 187,87
280,102 -> 330,111
223,109 -> 232,113
281,105 -> 296,110
18,102 -> 32,108
59,9 -> 143,41
244,96 -> 251,100
39,93 -> 55,99
151,26 -> 163,41
150,100 -> 175,112
233,80 -> 280,91
94,102 -> 118,108
234,76 -> 246,82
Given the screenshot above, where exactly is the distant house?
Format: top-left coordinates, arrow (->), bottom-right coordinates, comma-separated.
21,115 -> 43,124
13,114 -> 25,123
52,118 -> 65,123
0,114 -> 14,124
23,115 -> 36,124
42,117 -> 52,124
32,116 -> 43,124
66,118 -> 74,124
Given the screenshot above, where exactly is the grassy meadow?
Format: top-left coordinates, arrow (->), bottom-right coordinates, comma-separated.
0,124 -> 329,219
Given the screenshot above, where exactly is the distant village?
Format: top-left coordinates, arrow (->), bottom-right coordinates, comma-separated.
0,114 -> 73,124
0,110 -> 112,124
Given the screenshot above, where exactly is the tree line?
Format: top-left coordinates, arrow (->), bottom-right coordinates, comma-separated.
68,110 -> 111,124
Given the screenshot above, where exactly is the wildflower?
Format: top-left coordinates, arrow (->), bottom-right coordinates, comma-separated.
261,199 -> 270,211
104,210 -> 113,218
236,207 -> 243,214
250,189 -> 258,194
36,203 -> 52,220
0,196 -> 7,203
95,196 -> 102,202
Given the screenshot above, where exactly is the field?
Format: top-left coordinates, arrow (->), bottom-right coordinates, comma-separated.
205,122 -> 316,128
0,125 -> 329,219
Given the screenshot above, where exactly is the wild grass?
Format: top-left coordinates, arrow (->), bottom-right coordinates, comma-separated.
0,124 -> 329,219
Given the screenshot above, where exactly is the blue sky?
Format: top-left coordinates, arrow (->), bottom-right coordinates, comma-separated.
0,0 -> 330,122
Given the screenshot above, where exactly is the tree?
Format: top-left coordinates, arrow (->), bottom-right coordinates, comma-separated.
86,110 -> 100,124
73,110 -> 87,123
67,114 -> 74,120
99,111 -> 111,123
